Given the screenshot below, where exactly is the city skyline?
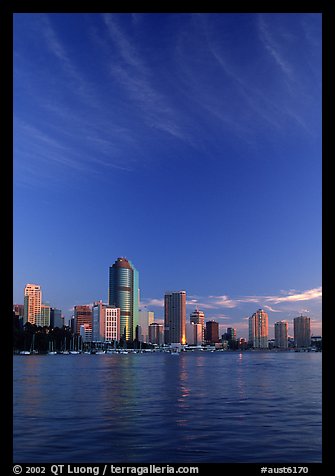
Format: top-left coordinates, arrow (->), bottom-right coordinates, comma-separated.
15,272 -> 320,341
14,13 -> 322,339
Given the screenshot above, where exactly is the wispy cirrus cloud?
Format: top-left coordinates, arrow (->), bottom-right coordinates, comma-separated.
258,15 -> 294,81
141,287 -> 322,313
102,14 -> 190,143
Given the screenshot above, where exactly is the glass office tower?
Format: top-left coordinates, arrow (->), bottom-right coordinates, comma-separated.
108,257 -> 139,341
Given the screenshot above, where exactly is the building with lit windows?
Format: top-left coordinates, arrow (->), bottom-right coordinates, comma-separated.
108,257 -> 139,341
164,291 -> 186,344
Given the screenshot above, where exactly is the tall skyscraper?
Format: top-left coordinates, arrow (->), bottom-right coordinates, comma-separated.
249,309 -> 268,348
205,320 -> 219,344
74,305 -> 92,335
190,308 -> 205,343
164,291 -> 186,344
108,257 -> 139,341
23,284 -> 42,325
294,315 -> 311,348
274,321 -> 288,349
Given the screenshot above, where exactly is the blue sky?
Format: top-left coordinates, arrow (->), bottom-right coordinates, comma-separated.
13,13 -> 322,339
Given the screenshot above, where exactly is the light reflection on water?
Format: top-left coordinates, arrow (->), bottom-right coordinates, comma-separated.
13,352 -> 321,463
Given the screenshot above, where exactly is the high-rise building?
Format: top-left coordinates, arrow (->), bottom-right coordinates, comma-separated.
74,305 -> 92,336
249,309 -> 268,348
190,308 -> 205,343
148,322 -> 164,345
105,306 -> 121,342
138,308 -> 154,343
226,327 -> 237,341
164,291 -> 186,344
108,257 -> 139,341
205,320 -> 219,344
186,322 -> 203,346
38,304 -> 50,327
294,315 -> 311,348
23,284 -> 42,325
50,308 -> 63,328
274,321 -> 288,349
92,301 -> 120,342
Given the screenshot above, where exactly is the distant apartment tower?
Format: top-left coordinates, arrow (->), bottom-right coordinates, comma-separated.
294,315 -> 311,348
186,322 -> 203,346
190,308 -> 205,343
138,308 -> 154,343
50,308 -> 63,328
274,321 -> 288,349
226,327 -> 237,341
39,304 -> 50,327
23,284 -> 42,325
249,309 -> 268,348
164,291 -> 186,344
149,322 -> 164,345
108,257 -> 139,341
205,320 -> 219,344
74,305 -> 92,336
92,301 -> 120,342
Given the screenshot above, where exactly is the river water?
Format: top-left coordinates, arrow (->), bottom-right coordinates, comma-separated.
13,351 -> 321,463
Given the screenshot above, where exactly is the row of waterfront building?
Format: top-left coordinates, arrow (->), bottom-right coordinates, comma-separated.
15,257 -> 315,349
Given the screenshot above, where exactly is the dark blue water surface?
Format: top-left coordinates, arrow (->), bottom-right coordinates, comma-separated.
13,351 -> 321,463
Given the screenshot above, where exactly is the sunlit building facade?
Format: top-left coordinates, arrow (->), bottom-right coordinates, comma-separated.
249,309 -> 268,348
74,305 -> 92,336
108,257 -> 139,341
164,291 -> 186,344
190,308 -> 205,344
23,284 -> 42,325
